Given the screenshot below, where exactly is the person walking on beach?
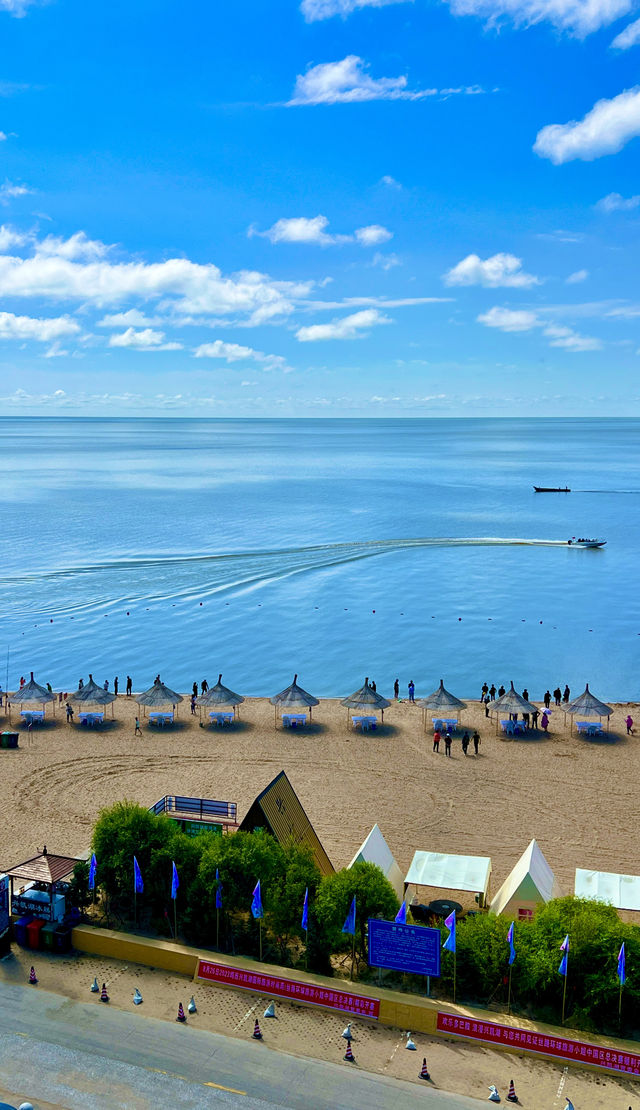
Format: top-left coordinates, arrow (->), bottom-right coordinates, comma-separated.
103,680 -> 109,691
522,688 -> 529,702
114,677 -> 118,696
544,690 -> 551,709
126,675 -> 132,696
134,716 -> 142,736
484,696 -> 490,718
201,679 -> 208,694
371,680 -> 377,692
444,732 -> 452,757
66,702 -> 74,723
563,685 -> 570,704
473,730 -> 480,755
532,708 -> 539,728
433,729 -> 441,753
554,687 -> 562,706
394,678 -> 399,700
192,681 -> 198,698
626,714 -> 634,735
541,711 -> 549,731
461,731 -> 470,755
489,684 -> 496,700
408,680 -> 415,703
498,685 -> 505,697
190,694 -> 196,715
481,682 -> 488,701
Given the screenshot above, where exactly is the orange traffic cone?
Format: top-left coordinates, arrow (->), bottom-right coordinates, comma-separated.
252,1018 -> 262,1039
176,1002 -> 186,1022
100,982 -> 109,1002
419,1057 -> 430,1080
28,966 -> 37,985
507,1079 -> 518,1102
344,1038 -> 355,1062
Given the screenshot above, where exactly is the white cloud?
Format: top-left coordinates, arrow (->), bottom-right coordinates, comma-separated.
296,307 -> 391,340
371,251 -> 401,269
380,174 -> 402,189
478,305 -> 602,349
301,0 -> 409,21
302,295 -> 447,309
534,87 -> 640,164
611,16 -> 640,47
596,191 -> 640,211
0,180 -> 32,204
0,224 -> 29,251
98,309 -> 161,328
444,252 -> 540,288
445,0 -> 631,36
288,56 -> 436,105
0,310 -> 80,342
250,215 -> 351,246
36,231 -> 110,261
193,339 -> 287,369
108,327 -> 182,351
477,306 -> 539,331
566,269 -> 589,283
354,224 -> 393,246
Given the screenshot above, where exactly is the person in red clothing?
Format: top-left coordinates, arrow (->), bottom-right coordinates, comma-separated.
433,730 -> 441,753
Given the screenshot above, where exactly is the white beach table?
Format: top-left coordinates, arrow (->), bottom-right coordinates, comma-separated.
352,715 -> 377,732
20,710 -> 45,726
209,711 -> 234,727
433,717 -> 457,732
79,711 -> 104,727
576,720 -> 603,736
149,711 -> 174,727
282,713 -> 307,728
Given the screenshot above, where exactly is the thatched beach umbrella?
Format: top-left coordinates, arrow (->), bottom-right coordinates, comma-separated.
489,681 -> 538,732
418,679 -> 467,732
566,683 -> 612,732
341,677 -> 391,724
270,674 -> 319,727
136,678 -> 184,717
70,674 -> 117,717
196,674 -> 245,718
10,671 -> 56,716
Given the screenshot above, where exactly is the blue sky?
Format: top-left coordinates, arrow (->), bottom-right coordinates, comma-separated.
0,0 -> 639,415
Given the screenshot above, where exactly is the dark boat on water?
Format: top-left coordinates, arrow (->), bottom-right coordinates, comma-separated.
534,486 -> 570,492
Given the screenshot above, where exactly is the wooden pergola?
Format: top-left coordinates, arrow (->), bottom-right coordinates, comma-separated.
3,847 -> 80,922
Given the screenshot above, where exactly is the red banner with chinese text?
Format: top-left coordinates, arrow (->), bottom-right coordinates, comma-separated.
437,1012 -> 640,1076
197,960 -> 380,1019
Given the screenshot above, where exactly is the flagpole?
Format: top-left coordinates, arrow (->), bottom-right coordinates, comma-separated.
453,950 -> 457,1004
216,906 -> 219,949
174,896 -> 177,942
305,926 -> 308,970
507,964 -> 513,1014
561,953 -> 568,1024
619,977 -> 623,1020
259,918 -> 263,962
351,935 -> 355,981
134,887 -> 137,928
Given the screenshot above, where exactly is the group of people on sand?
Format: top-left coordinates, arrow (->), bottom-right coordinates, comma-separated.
481,681 -> 571,707
433,726 -> 481,757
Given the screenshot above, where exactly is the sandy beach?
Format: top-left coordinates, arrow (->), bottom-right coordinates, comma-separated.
1,692 -> 638,896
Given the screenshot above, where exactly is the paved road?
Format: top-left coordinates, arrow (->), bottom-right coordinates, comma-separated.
0,981 -> 484,1110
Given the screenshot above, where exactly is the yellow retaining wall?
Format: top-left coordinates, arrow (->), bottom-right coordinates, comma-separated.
70,926 -> 638,1080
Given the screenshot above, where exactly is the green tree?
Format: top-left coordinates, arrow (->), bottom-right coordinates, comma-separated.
314,862 -> 399,967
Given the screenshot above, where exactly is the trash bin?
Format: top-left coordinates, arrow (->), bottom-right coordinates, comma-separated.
26,918 -> 46,949
41,922 -> 57,951
14,915 -> 33,947
6,733 -> 18,749
53,926 -> 71,953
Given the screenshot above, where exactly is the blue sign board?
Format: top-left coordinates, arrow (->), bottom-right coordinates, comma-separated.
368,918 -> 441,977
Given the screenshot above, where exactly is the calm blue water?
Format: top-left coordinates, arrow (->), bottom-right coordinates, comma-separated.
1,417 -> 639,700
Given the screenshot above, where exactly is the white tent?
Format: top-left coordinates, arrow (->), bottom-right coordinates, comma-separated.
348,824 -> 404,899
575,868 -> 640,912
404,850 -> 492,906
489,839 -> 562,918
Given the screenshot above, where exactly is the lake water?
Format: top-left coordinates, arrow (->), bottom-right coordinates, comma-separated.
1,417 -> 638,700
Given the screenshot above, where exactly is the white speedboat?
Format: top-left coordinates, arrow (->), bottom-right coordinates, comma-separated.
567,538 -> 606,548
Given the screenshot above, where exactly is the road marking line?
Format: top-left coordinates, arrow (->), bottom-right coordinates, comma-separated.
205,1082 -> 247,1095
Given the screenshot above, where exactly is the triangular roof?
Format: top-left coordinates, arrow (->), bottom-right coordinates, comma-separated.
197,674 -> 245,708
489,839 -> 562,916
566,683 -> 612,718
348,823 -> 404,898
10,671 -> 55,704
489,681 -> 538,717
341,677 -> 391,711
270,674 -> 319,708
70,674 -> 117,705
418,679 -> 467,712
3,850 -> 80,885
136,679 -> 184,706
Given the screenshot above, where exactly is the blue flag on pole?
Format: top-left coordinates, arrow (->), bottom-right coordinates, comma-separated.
395,901 -> 407,924
215,868 -> 223,909
618,942 -> 626,985
443,910 -> 456,953
251,880 -> 263,920
133,856 -> 144,894
342,896 -> 356,936
171,861 -> 179,900
558,934 -> 569,976
88,853 -> 97,891
301,887 -> 309,931
507,921 -> 516,966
